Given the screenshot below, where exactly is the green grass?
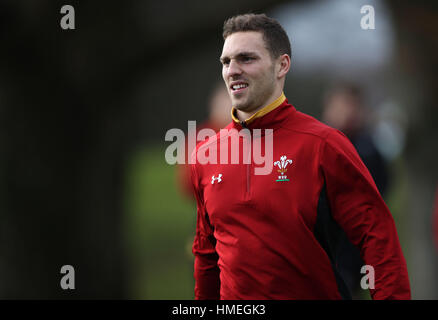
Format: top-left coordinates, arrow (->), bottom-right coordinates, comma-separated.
124,144 -> 196,299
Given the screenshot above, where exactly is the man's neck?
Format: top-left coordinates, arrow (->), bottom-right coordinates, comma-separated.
235,90 -> 283,121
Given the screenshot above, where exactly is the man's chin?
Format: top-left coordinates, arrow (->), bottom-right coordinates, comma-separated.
233,100 -> 250,111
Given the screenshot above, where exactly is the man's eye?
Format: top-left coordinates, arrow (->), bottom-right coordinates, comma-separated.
242,57 -> 254,62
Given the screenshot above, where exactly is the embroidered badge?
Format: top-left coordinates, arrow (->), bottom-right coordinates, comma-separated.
274,155 -> 293,182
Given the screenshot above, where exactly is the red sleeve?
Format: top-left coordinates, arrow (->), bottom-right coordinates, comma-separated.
320,130 -> 411,300
191,162 -> 220,300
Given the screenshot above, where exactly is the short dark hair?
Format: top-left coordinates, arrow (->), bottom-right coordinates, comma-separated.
223,13 -> 292,59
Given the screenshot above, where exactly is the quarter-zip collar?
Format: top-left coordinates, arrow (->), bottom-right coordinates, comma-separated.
230,92 -> 295,130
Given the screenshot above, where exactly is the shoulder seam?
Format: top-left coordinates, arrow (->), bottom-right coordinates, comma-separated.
279,123 -> 333,140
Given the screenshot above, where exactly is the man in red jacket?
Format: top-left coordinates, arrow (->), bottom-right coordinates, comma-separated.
190,13 -> 411,300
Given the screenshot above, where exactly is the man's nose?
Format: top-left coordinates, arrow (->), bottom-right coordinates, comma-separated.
226,60 -> 242,78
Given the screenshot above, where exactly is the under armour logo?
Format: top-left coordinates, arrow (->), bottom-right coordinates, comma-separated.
211,174 -> 222,184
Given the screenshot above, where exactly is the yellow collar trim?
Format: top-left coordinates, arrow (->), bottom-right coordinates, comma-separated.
231,92 -> 286,125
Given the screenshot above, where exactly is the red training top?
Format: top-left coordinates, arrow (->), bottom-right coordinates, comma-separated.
191,93 -> 411,300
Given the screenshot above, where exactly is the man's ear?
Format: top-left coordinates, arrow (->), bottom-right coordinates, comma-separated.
277,54 -> 291,79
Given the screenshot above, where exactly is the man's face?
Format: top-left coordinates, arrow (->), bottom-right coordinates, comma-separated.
220,31 -> 278,112
322,93 -> 362,135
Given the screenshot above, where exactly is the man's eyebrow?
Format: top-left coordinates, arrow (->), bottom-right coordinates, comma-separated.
235,51 -> 257,58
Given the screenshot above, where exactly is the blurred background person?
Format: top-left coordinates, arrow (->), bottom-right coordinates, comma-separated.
175,82 -> 231,262
322,83 -> 390,197
176,82 -> 232,199
321,82 -> 391,299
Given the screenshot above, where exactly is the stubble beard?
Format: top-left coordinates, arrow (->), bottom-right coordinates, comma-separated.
234,78 -> 276,114
229,61 -> 278,113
